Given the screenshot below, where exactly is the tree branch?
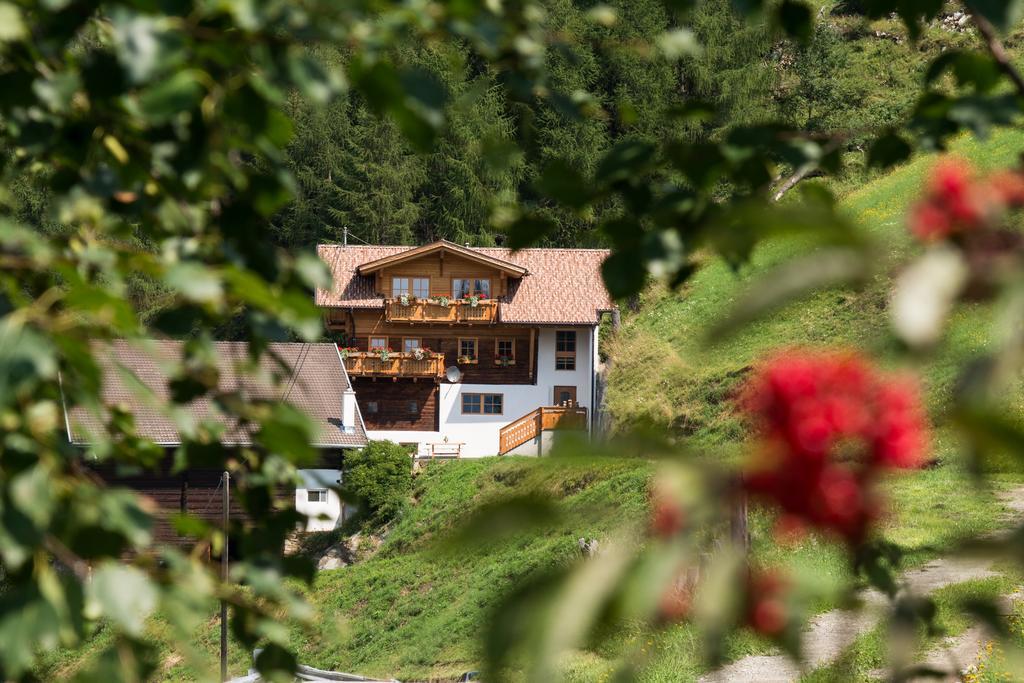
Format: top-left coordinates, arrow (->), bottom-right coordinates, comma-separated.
771,165 -> 817,202
967,5 -> 1024,98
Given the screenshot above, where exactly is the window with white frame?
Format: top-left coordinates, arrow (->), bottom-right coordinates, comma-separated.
307,489 -> 328,503
391,277 -> 410,297
403,338 -> 421,354
412,277 -> 430,298
369,336 -> 388,350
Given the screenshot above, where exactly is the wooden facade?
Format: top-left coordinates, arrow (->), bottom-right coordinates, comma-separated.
339,305 -> 539,383
327,245 -> 554,436
89,451 -> 342,546
353,379 -> 439,431
364,250 -> 517,300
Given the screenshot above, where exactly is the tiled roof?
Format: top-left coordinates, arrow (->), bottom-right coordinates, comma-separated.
316,242 -> 616,325
356,240 -> 528,276
65,340 -> 367,448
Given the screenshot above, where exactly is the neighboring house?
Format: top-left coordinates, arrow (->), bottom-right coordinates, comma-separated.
62,340 -> 367,541
316,240 -> 615,457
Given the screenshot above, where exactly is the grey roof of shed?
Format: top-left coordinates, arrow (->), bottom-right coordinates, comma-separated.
64,340 -> 367,448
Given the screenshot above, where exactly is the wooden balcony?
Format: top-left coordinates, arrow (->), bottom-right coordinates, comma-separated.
343,351 -> 445,380
498,403 -> 588,455
384,298 -> 498,325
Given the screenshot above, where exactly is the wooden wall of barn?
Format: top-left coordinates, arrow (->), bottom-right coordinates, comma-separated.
87,449 -> 344,546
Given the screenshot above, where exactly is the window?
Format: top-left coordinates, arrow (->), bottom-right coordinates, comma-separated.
462,393 -> 503,415
412,277 -> 430,299
403,338 -> 421,354
484,394 -> 503,414
452,278 -> 471,299
458,338 -> 478,362
495,338 -> 515,366
452,278 -> 491,298
369,336 -> 388,350
307,489 -> 328,503
407,400 -> 419,415
391,277 -> 410,297
555,330 -> 576,370
365,401 -> 379,414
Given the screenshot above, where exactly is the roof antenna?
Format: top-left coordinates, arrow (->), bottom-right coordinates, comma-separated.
343,226 -> 348,247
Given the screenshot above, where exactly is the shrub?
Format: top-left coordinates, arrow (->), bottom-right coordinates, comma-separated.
341,440 -> 414,527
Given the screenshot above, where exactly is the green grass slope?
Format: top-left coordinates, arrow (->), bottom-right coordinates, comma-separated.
606,128 -> 1024,455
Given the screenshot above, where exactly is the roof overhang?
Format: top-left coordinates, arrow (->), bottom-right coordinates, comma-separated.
355,240 -> 528,277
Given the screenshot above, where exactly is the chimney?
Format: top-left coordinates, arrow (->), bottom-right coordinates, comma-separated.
342,388 -> 356,433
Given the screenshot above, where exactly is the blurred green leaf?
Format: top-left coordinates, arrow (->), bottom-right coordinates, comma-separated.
136,70 -> 204,122
868,132 -> 913,169
890,247 -> 968,348
89,563 -> 157,637
596,141 -> 657,185
536,160 -> 592,209
438,495 -> 560,553
657,28 -> 702,60
0,2 -> 26,42
507,214 -> 558,251
776,0 -> 813,43
969,0 -> 1024,32
165,263 -> 223,304
926,51 -> 1002,93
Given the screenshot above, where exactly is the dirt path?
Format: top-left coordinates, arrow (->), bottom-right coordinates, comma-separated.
697,486 -> 1024,683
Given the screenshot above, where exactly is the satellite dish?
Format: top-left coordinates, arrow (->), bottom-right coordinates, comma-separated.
445,366 -> 463,383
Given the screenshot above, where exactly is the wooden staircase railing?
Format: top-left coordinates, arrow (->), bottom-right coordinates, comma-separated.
498,402 -> 588,455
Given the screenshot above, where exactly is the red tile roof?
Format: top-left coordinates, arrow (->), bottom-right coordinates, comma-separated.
316,242 -> 616,325
65,341 -> 367,448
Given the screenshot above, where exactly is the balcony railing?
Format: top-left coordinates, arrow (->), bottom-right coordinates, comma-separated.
498,403 -> 588,455
384,298 -> 498,324
343,351 -> 445,380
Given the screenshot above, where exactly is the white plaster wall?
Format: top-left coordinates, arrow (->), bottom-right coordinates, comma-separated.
360,327 -> 597,458
295,468 -> 343,531
438,326 -> 596,456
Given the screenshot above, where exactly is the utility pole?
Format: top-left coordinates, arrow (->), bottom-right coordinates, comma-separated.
220,470 -> 229,682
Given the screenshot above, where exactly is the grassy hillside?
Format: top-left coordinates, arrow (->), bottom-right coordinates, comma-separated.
606,128 -> 1024,457
36,455 -> 1021,682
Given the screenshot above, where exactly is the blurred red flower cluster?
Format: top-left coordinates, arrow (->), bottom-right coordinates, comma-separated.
741,349 -> 928,546
745,569 -> 789,636
909,159 -> 1024,241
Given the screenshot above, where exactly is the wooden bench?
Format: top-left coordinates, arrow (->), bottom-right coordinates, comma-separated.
420,442 -> 463,460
